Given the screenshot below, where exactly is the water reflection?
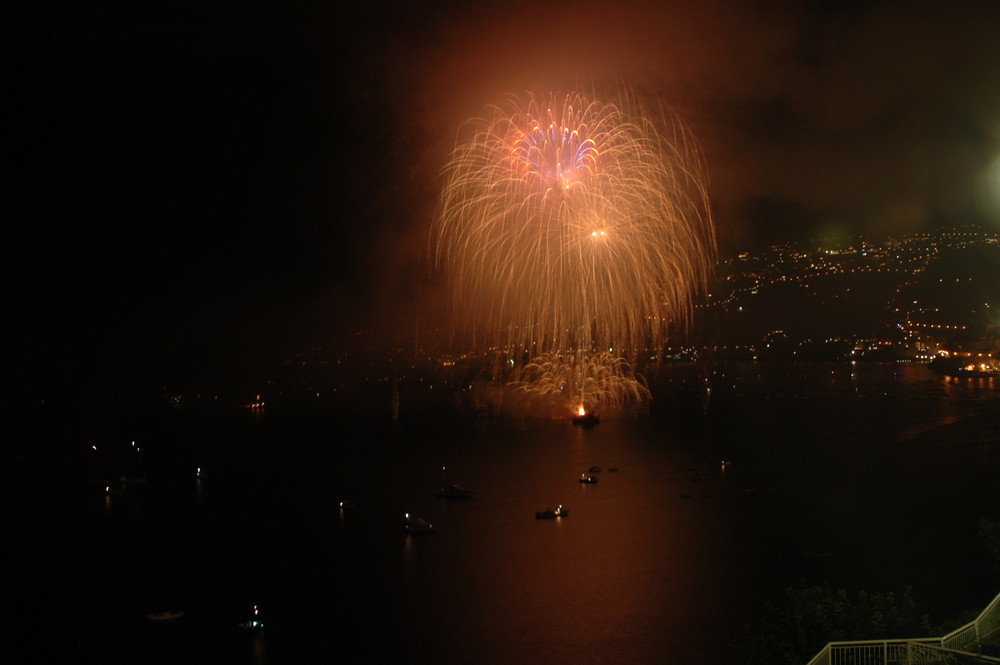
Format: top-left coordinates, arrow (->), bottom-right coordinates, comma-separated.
249,633 -> 267,664
62,362 -> 997,665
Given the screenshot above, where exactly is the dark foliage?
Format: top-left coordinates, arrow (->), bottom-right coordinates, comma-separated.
735,583 -> 931,665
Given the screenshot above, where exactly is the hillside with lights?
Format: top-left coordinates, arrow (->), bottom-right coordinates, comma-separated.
690,227 -> 999,366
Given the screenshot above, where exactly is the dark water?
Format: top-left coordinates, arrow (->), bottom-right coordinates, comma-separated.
10,363 -> 999,664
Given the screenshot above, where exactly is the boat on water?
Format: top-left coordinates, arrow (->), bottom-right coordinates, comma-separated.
536,505 -> 569,519
588,466 -> 602,473
434,483 -> 473,499
579,474 -> 599,484
103,483 -> 125,497
572,411 -> 600,427
238,605 -> 264,631
403,513 -> 434,533
929,355 -> 1000,378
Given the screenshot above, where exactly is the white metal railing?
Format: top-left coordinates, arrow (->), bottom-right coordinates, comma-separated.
805,592 -> 1000,665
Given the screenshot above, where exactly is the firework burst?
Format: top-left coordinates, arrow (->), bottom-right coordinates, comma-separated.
431,88 -> 715,409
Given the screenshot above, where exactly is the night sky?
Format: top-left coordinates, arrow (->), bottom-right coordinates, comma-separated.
10,0 -> 1000,395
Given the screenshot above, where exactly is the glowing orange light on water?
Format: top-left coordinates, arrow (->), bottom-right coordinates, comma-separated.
577,405 -> 586,416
